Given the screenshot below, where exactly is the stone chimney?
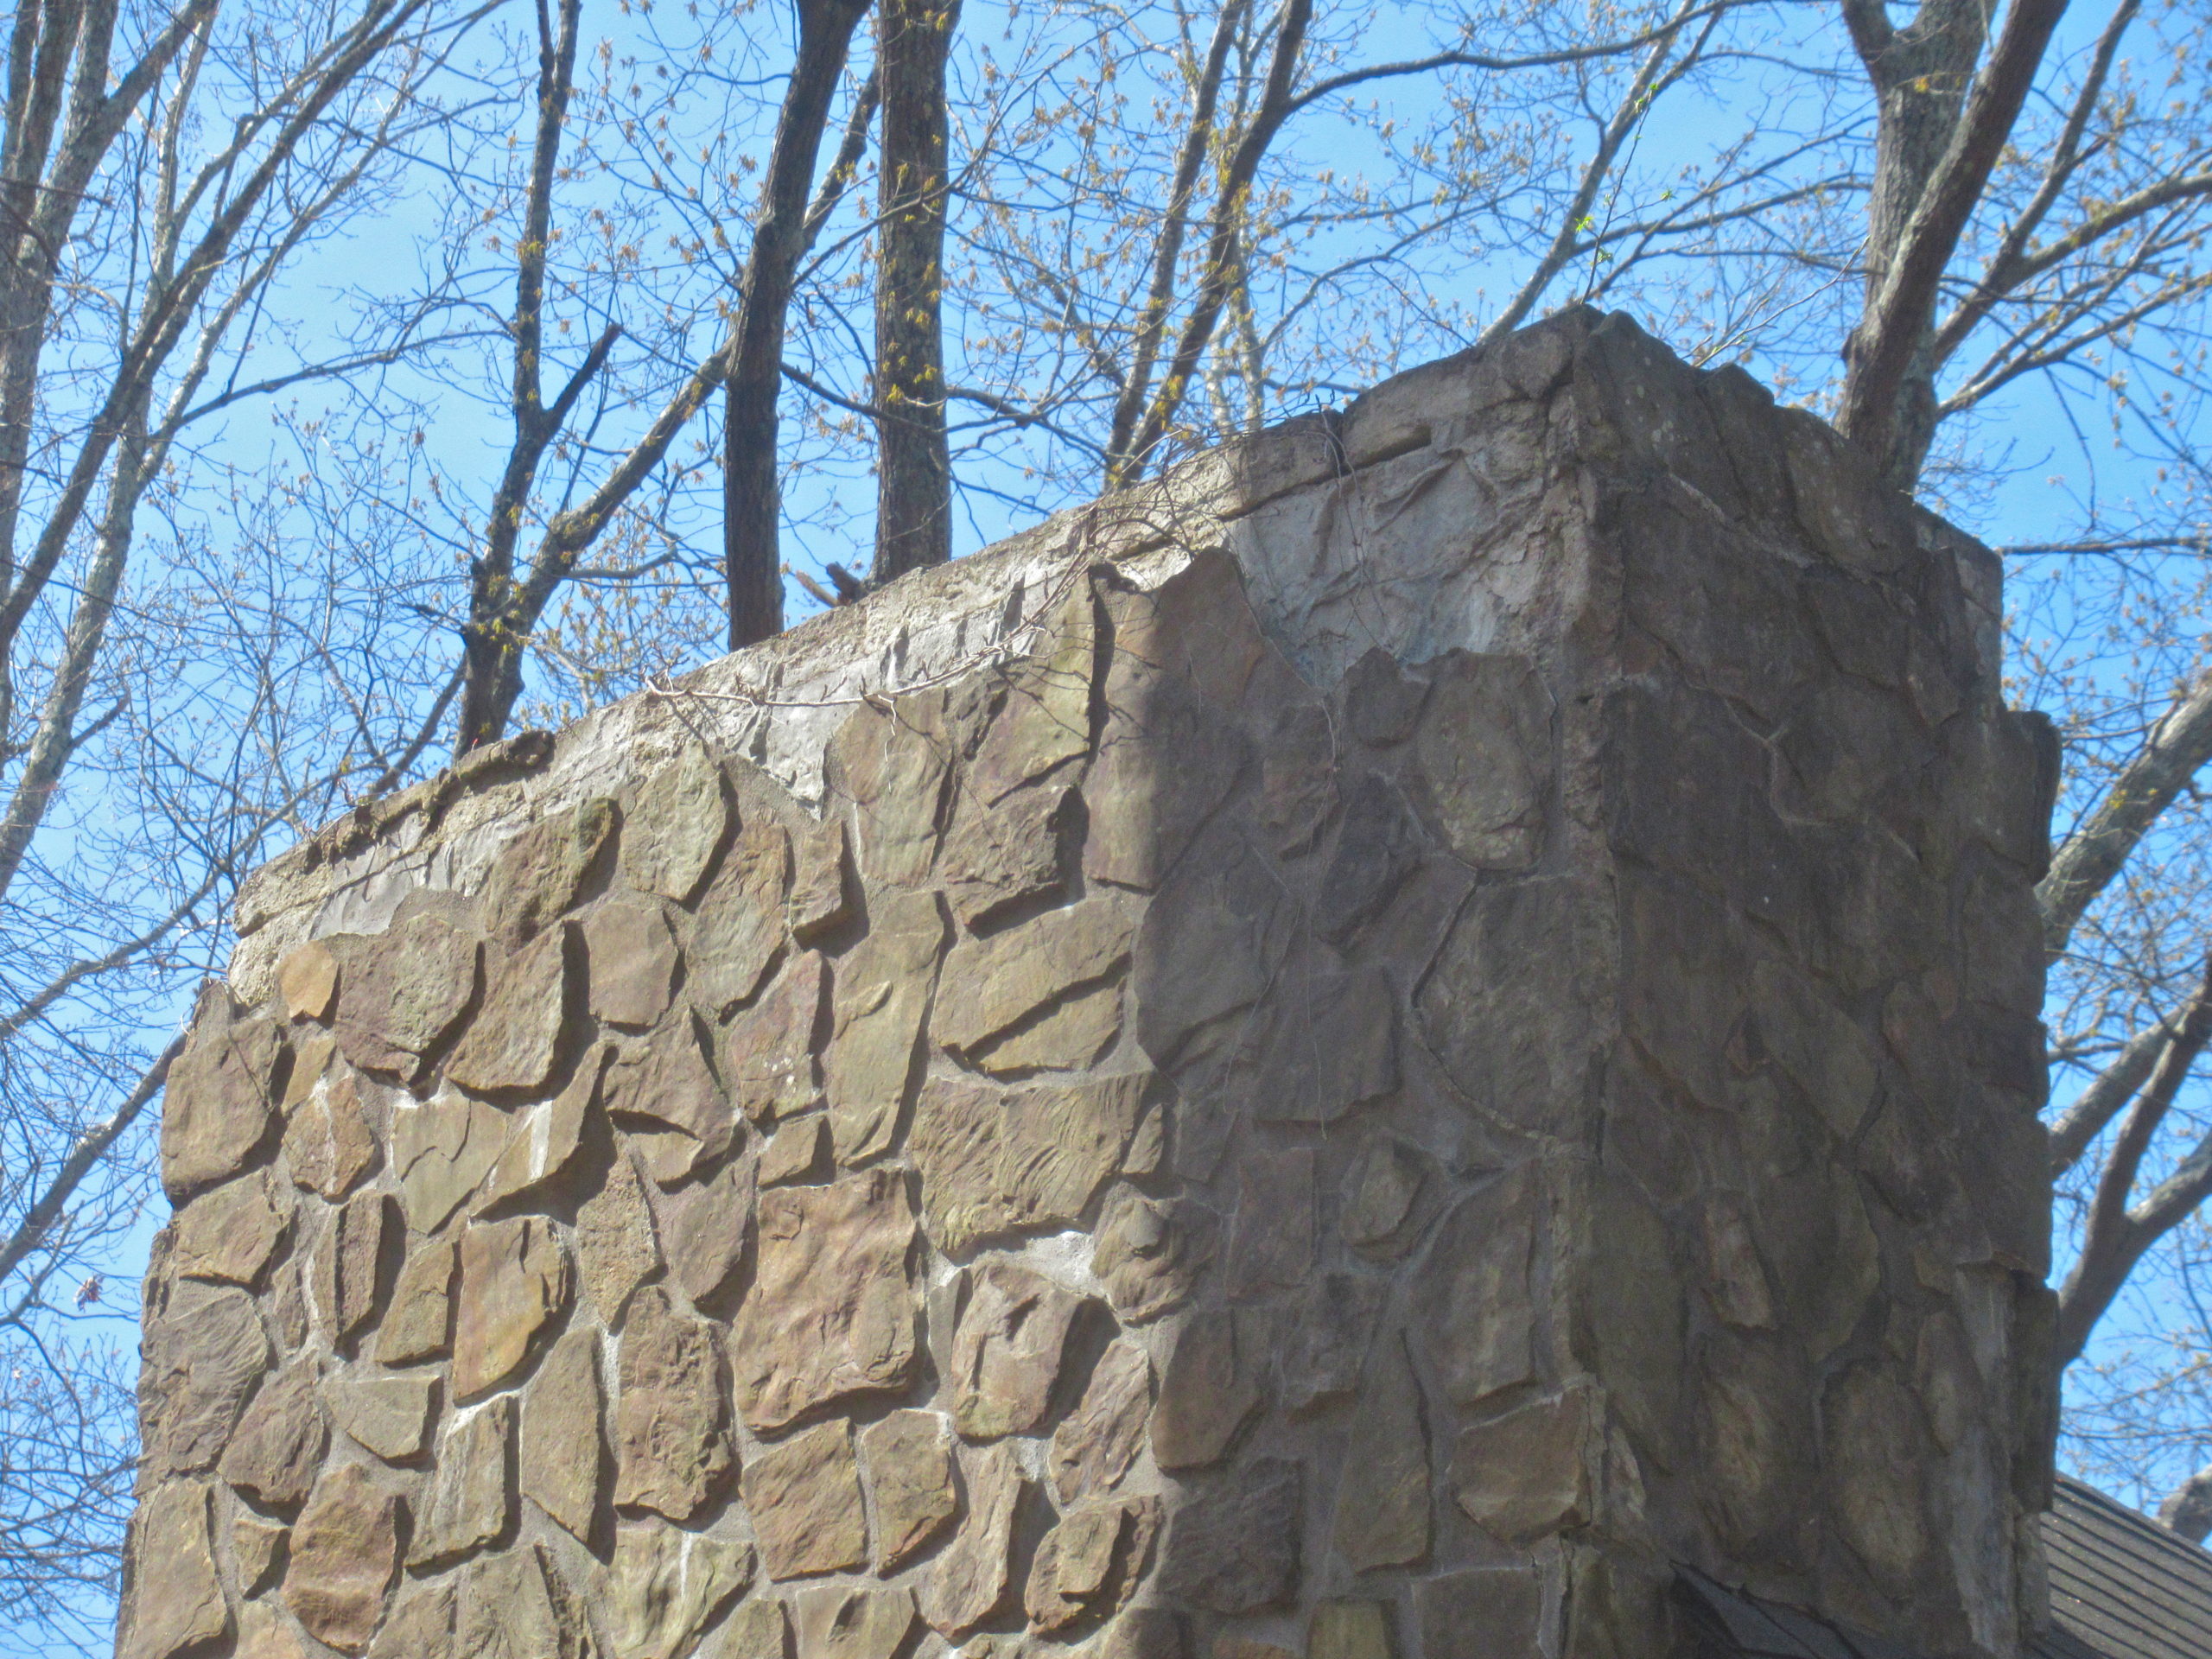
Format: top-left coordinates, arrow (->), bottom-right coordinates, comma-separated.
123,308 -> 2056,1659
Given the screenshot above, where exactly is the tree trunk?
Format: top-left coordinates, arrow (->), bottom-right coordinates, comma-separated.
871,0 -> 959,584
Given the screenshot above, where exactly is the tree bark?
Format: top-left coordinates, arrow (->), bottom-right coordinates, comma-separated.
870,0 -> 960,583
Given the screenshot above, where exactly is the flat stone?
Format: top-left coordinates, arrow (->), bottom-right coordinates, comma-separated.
935,896 -> 1136,1058
760,1116 -> 828,1186
977,980 -> 1122,1076
329,1370 -> 438,1461
1750,957 -> 1880,1141
586,897 -> 682,1028
139,1283 -> 268,1477
279,939 -> 342,1021
621,747 -> 732,904
312,1191 -> 397,1353
412,1395 -> 515,1567
219,1359 -> 329,1513
910,1073 -> 1147,1254
1090,1610 -> 1190,1659
824,691 -> 953,888
1342,647 -> 1429,744
1339,1136 -> 1430,1260
1452,1384 -> 1593,1544
794,1584 -> 917,1659
920,1442 -> 1028,1637
281,1029 -> 337,1112
861,1408 -> 958,1572
234,1510 -> 287,1592
949,1261 -> 1089,1440
1410,652 -> 1550,868
161,984 -> 282,1199
456,1542 -> 591,1659
968,585 -> 1096,805
285,1067 -> 380,1199
368,1581 -> 454,1659
1212,1641 -> 1293,1659
690,819 -> 791,1013
1413,1166 -> 1543,1407
392,1089 -> 510,1233
448,924 -> 572,1095
1313,773 -> 1425,943
1281,1272 -> 1385,1414
377,1236 -> 458,1363
1235,960 -> 1396,1128
520,1326 -> 605,1541
1050,1339 -> 1152,1503
655,1153 -> 755,1306
576,1150 -> 664,1324
745,1420 -> 869,1579
453,1216 -> 572,1402
823,889 -> 946,1162
1025,1497 -> 1160,1634
121,1480 -> 226,1659
329,910 -> 482,1079
173,1168 -> 292,1287
285,1462 -> 404,1654
479,796 -> 618,950
1414,1567 -> 1541,1659
605,1016 -> 736,1184
721,1597 -> 791,1659
611,1520 -> 755,1659
1157,1457 -> 1301,1613
726,951 -> 827,1127
478,1046 -> 605,1211
1226,1148 -> 1314,1296
942,784 -> 1078,928
734,1171 -> 919,1432
1259,702 -> 1339,858
1333,1332 -> 1430,1570
1092,1185 -> 1217,1324
614,1284 -> 735,1521
1824,1362 -> 1929,1597
1153,1307 -> 1267,1470
1309,1601 -> 1394,1659
790,816 -> 856,943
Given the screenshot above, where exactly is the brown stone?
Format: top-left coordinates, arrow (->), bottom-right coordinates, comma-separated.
1334,1331 -> 1429,1570
760,1116 -> 828,1186
1700,1195 -> 1776,1330
1281,1272 -> 1385,1414
392,1090 -> 509,1233
329,1370 -> 438,1461
943,784 -> 1078,928
1152,1307 -> 1267,1471
861,1408 -> 958,1573
1825,1362 -> 1930,1598
949,1261 -> 1088,1440
909,1073 -> 1147,1254
138,1273 -> 270,1480
690,819 -> 791,1013
611,1521 -> 755,1659
823,888 -> 946,1163
173,1168 -> 292,1287
1157,1457 -> 1300,1613
1749,957 -> 1880,1141
920,1442 -> 1028,1637
312,1191 -> 397,1352
1211,1641 -> 1293,1659
824,690 -> 954,888
622,747 -> 732,904
286,1462 -> 404,1654
1313,773 -> 1426,944
1226,1148 -> 1314,1296
521,1326 -> 605,1541
790,816 -> 856,943
235,1510 -> 288,1592
1090,1610 -> 1190,1659
726,951 -> 827,1127
1236,960 -> 1397,1128
285,1068 -> 380,1200
412,1395 -> 515,1567
1309,1601 -> 1393,1659
448,924 -> 572,1095
586,896 -> 683,1028
457,1542 -> 592,1659
478,1046 -> 604,1211
1413,1166 -> 1543,1406
614,1284 -> 734,1521
656,1153 -> 755,1306
161,983 -> 282,1199
1452,1384 -> 1592,1544
281,1029 -> 336,1112
1410,652 -> 1551,868
329,909 -> 483,1080
377,1236 -> 459,1363
219,1359 -> 328,1513
979,979 -> 1123,1077
968,586 -> 1096,806
1025,1497 -> 1160,1634
934,895 -> 1136,1058
746,1419 -> 869,1579
121,1480 -> 227,1659
794,1584 -> 916,1659
1339,1136 -> 1431,1260
1414,1567 -> 1541,1659
605,1015 -> 736,1185
279,938 -> 342,1021
1572,1173 -> 1685,1463
1259,701 -> 1339,858
577,1151 -> 664,1323
453,1215 -> 572,1401
734,1171 -> 918,1432
721,1596 -> 791,1659
1092,1185 -> 1217,1323
479,796 -> 618,950
368,1580 -> 455,1659
1050,1338 -> 1152,1503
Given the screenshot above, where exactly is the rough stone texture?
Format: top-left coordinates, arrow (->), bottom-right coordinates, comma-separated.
133,316 -> 2057,1659
121,1480 -> 227,1659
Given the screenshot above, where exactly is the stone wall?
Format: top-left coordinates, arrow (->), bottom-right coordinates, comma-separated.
121,308 -> 2058,1659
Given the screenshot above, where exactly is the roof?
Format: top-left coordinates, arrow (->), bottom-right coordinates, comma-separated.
1673,1476 -> 2212,1659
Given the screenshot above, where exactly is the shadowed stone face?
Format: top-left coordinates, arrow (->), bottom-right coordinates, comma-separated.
130,315 -> 2056,1659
